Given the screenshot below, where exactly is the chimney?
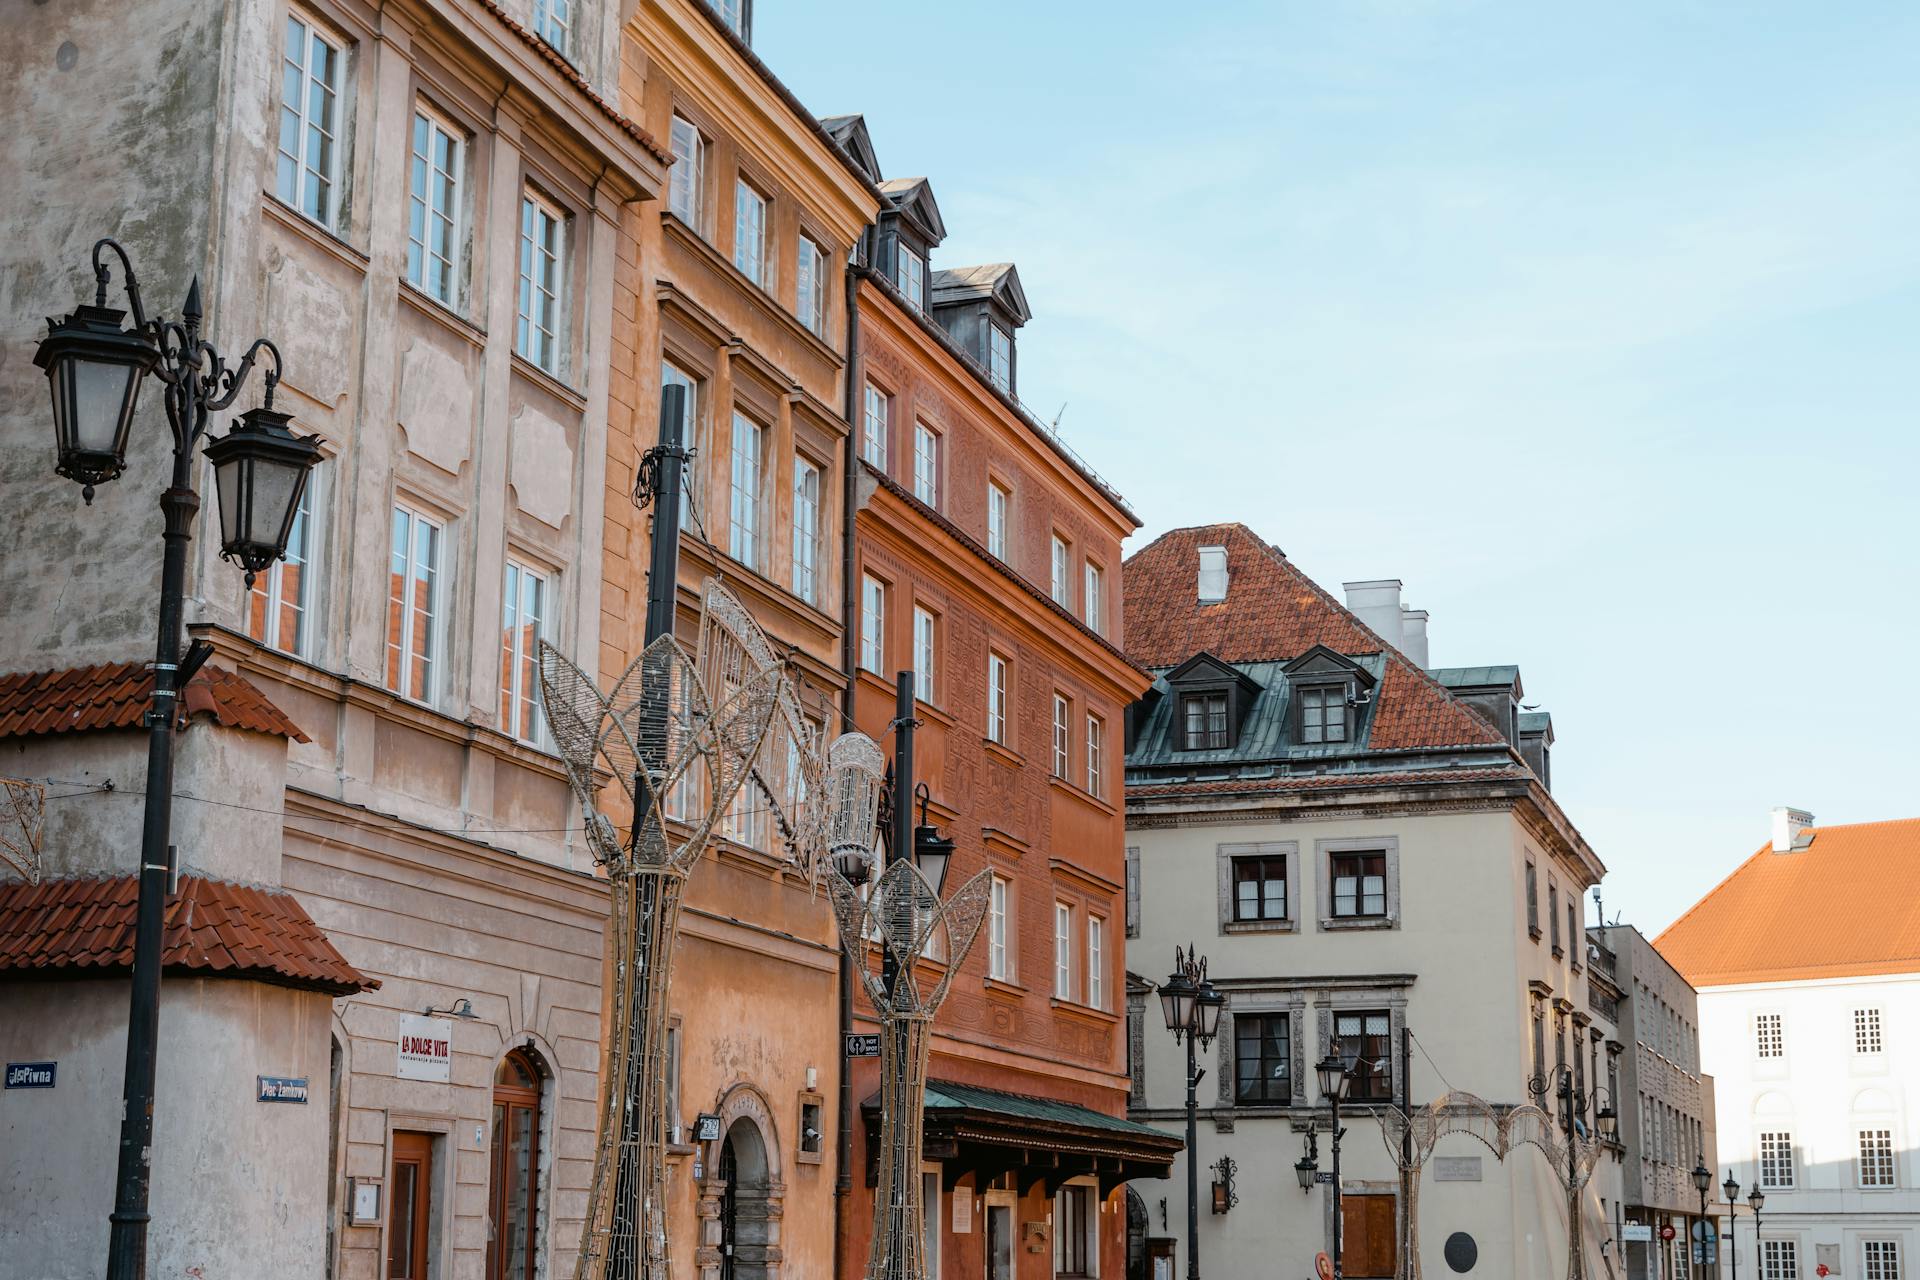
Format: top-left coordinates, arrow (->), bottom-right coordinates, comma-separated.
1399,608 -> 1430,668
1770,806 -> 1815,853
1198,545 -> 1228,603
1343,579 -> 1405,649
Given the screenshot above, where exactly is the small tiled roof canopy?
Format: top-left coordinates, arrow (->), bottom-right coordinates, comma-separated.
1656,817 -> 1920,986
0,875 -> 377,996
1122,523 -> 1505,751
0,662 -> 308,742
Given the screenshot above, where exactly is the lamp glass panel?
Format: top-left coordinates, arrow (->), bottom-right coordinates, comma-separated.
215,454 -> 245,549
249,454 -> 307,549
70,356 -> 139,454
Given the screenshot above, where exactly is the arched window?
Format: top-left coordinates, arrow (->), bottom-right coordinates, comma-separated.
488,1049 -> 546,1280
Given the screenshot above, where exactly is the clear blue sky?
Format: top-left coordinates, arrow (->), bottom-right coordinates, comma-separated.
760,1 -> 1920,935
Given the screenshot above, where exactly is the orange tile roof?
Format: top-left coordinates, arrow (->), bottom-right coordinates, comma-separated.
1123,523 -> 1506,751
0,661 -> 308,742
0,874 -> 377,996
1655,817 -> 1920,986
473,0 -> 672,166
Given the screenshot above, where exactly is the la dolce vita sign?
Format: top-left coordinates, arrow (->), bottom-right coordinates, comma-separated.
397,1014 -> 453,1082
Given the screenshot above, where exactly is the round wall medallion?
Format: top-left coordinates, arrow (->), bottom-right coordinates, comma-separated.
1444,1231 -> 1478,1272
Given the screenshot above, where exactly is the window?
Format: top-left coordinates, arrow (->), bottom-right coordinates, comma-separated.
1330,851 -> 1387,919
1182,693 -> 1228,750
1550,883 -> 1562,952
500,561 -> 547,742
797,234 -> 827,336
986,481 -> 1010,560
1050,535 -> 1071,606
1052,695 -> 1070,778
896,242 -> 925,311
1762,1240 -> 1798,1280
407,111 -> 464,304
708,0 -> 748,39
1670,1233 -> 1691,1280
1756,1013 -> 1784,1059
532,0 -> 570,54
913,607 -> 936,702
1054,902 -> 1073,999
988,875 -> 1011,979
1299,685 -> 1347,743
248,464 -> 318,656
987,654 -> 1009,745
1856,1008 -> 1884,1055
791,458 -> 820,604
1086,917 -> 1105,1010
661,362 -> 701,528
277,16 -> 343,229
1053,1185 -> 1091,1278
987,323 -> 1012,392
668,115 -> 704,230
1083,563 -> 1104,635
487,1050 -> 546,1280
913,422 -> 939,505
1085,715 -> 1104,798
1334,1010 -> 1393,1102
728,413 -> 763,568
386,506 -> 443,702
922,1171 -> 942,1280
860,575 -> 885,674
1532,1012 -> 1546,1085
516,195 -> 565,374
862,383 -> 890,469
733,180 -> 768,286
1759,1130 -> 1795,1188
1232,856 -> 1288,922
1235,1013 -> 1291,1105
1864,1242 -> 1902,1280
1525,861 -> 1540,936
1568,902 -> 1579,969
1859,1129 -> 1897,1188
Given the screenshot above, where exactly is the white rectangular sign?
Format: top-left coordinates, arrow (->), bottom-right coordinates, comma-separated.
1622,1224 -> 1652,1242
952,1192 -> 972,1234
397,1014 -> 452,1082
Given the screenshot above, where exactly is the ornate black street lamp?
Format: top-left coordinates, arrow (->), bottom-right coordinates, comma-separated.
1723,1172 -> 1742,1280
32,238 -> 319,1280
1315,1040 -> 1360,1277
1159,945 -> 1224,1280
1748,1184 -> 1765,1275
1692,1163 -> 1713,1273
1294,1126 -> 1320,1193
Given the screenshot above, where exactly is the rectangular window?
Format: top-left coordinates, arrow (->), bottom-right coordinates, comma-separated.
1232,856 -> 1288,922
1756,1013 -> 1784,1059
1054,902 -> 1073,999
386,506 -> 443,702
1300,685 -> 1348,743
1334,1010 -> 1394,1102
862,383 -> 890,469
1762,1240 -> 1798,1280
1086,916 -> 1105,1010
1864,1242 -> 1902,1280
728,412 -> 763,569
1182,693 -> 1228,750
1050,535 -> 1071,606
797,234 -> 827,335
1855,1008 -> 1884,1054
1053,1185 -> 1090,1278
500,561 -> 547,742
1568,902 -> 1580,968
1859,1129 -> 1897,1188
913,422 -> 939,505
733,180 -> 768,286
860,575 -> 885,674
913,607 -> 936,703
662,362 -> 702,528
406,111 -> 463,304
986,481 -> 1010,559
277,16 -> 343,229
1052,695 -> 1070,778
987,654 -> 1008,745
1525,861 -> 1540,935
533,0 -> 570,53
1330,851 -> 1388,918
668,115 -> 704,230
1235,1013 -> 1291,1105
1083,563 -> 1104,635
516,194 -> 565,373
1550,883 -> 1562,950
248,465 -> 318,656
791,458 -> 820,604
896,242 -> 925,311
988,323 -> 1012,392
989,875 -> 1011,980
1085,714 -> 1104,798
1759,1130 -> 1795,1188
709,0 -> 747,38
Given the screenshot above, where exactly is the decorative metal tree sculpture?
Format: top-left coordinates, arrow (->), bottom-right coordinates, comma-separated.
827,857 -> 996,1280
0,779 -> 45,884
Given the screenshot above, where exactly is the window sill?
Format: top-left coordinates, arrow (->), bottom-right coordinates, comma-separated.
398,279 -> 486,348
984,975 -> 1027,1001
662,215 -> 844,370
510,351 -> 588,411
1529,925 -> 1543,942
1047,773 -> 1117,817
983,739 -> 1024,769
1320,915 -> 1397,932
915,697 -> 956,730
260,192 -> 369,272
1551,945 -> 1566,960
1049,998 -> 1119,1026
1222,918 -> 1297,935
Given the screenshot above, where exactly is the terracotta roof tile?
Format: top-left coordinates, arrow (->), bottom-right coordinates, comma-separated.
0,874 -> 377,996
0,662 -> 308,742
473,0 -> 672,166
1654,817 -> 1920,986
1122,524 -> 1505,751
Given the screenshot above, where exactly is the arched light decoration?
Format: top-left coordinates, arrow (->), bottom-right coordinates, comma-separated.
203,396 -> 322,587
32,300 -> 160,501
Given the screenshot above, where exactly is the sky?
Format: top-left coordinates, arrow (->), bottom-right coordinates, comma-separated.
759,1 -> 1920,936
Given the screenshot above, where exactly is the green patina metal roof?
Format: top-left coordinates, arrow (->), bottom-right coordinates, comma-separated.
1126,656 -> 1391,770
918,1080 -> 1176,1142
1426,664 -> 1521,690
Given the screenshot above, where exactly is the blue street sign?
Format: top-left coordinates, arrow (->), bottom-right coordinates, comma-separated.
258,1075 -> 310,1104
5,1062 -> 55,1089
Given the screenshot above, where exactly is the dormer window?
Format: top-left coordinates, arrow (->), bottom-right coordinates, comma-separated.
1280,645 -> 1375,748
988,323 -> 1012,392
895,243 -> 926,311
1298,685 -> 1348,744
1183,693 -> 1228,750
1163,652 -> 1261,753
708,0 -> 750,42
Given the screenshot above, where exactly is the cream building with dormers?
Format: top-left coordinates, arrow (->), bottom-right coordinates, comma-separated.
1120,524 -> 1617,1280
1659,813 -> 1920,1280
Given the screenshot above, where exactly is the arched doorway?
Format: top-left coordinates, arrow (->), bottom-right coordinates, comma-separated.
717,1118 -> 773,1280
488,1048 -> 547,1280
1125,1187 -> 1149,1280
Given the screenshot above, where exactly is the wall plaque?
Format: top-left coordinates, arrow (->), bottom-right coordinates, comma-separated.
1433,1155 -> 1483,1182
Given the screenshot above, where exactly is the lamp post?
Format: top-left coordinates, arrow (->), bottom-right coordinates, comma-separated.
1722,1173 -> 1742,1280
1159,946 -> 1224,1280
1748,1185 -> 1764,1277
31,238 -> 319,1280
1315,1042 -> 1359,1278
1691,1163 -> 1713,1275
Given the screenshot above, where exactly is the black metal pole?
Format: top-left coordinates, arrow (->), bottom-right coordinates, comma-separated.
644,384 -> 687,646
1330,1091 -> 1343,1280
1726,1197 -> 1737,1280
1184,1028 -> 1200,1280
1401,1026 -> 1413,1272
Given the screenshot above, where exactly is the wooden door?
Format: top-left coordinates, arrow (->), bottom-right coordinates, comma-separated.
1340,1193 -> 1397,1278
388,1131 -> 434,1280
488,1052 -> 543,1280
985,1204 -> 1012,1280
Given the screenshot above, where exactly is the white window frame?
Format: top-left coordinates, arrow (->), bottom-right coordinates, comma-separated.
797,233 -> 827,336
1052,694 -> 1070,778
1762,1240 -> 1798,1280
668,115 -> 705,231
663,361 -> 702,528
249,462 -> 321,657
1855,1007 -> 1884,1055
987,654 -> 1009,744
729,411 -> 763,570
791,457 -> 821,604
500,559 -> 548,742
533,0 -> 571,54
1756,1012 -> 1785,1059
862,383 -> 890,469
1864,1241 -> 1902,1280
1086,916 -> 1105,1010
913,607 -> 936,703
1085,713 -> 1103,798
710,0 -> 748,39
986,481 -> 1010,560
1758,1130 -> 1796,1189
386,504 -> 445,704
1859,1127 -> 1897,1188
913,421 -> 939,506
1050,535 -> 1071,607
1083,562 -> 1104,635
407,107 -> 465,305
733,179 -> 768,287
517,192 -> 566,375
278,14 -> 345,230
989,875 -> 1011,980
988,322 -> 1012,392
1054,901 -> 1073,1000
1052,1182 -> 1095,1278
896,242 -> 925,311
860,575 -> 886,674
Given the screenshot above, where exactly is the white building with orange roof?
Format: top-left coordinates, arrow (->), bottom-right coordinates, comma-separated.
1658,811 -> 1920,1280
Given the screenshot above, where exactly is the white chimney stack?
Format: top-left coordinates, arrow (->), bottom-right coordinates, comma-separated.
1343,579 -> 1405,648
1198,545 -> 1228,603
1400,608 -> 1430,668
1770,806 -> 1815,853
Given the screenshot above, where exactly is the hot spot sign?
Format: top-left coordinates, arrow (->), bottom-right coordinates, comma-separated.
397,1014 -> 453,1082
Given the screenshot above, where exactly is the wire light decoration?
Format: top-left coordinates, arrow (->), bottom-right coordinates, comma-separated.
826,855 -> 995,1280
0,779 -> 45,884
